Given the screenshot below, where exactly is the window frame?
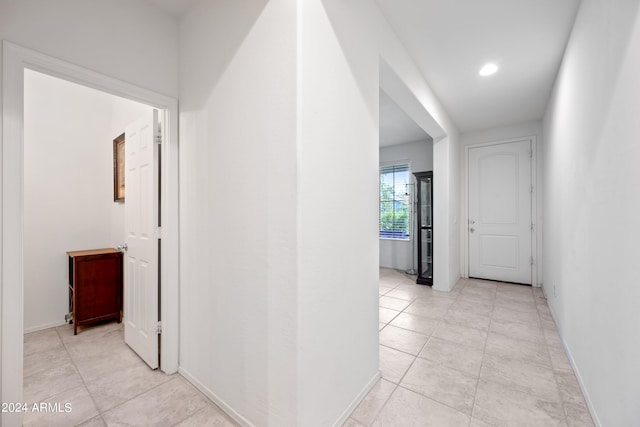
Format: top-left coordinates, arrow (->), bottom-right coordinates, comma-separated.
379,161 -> 412,241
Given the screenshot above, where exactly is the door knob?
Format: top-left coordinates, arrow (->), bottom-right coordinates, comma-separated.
117,243 -> 128,252
469,220 -> 475,224
470,228 -> 475,233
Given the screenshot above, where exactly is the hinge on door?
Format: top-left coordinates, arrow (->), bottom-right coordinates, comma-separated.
155,227 -> 162,239
155,134 -> 162,145
531,223 -> 535,231
531,185 -> 534,194
529,150 -> 533,158
155,321 -> 162,335
530,256 -> 534,266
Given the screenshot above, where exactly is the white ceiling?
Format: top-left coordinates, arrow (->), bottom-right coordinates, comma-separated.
145,0 -> 581,139
376,0 -> 581,133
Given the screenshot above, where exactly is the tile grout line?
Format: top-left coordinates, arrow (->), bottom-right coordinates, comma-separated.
54,326 -> 103,426
467,285 -> 497,426
376,275 -> 478,424
539,295 -> 573,426
56,324 -> 177,424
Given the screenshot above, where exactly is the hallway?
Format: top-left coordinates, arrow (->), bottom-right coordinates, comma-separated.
345,268 -> 595,426
23,268 -> 595,426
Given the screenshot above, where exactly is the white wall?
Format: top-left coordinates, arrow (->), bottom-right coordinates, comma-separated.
179,1 -> 299,425
379,139 -> 433,271
461,121 -> 543,284
542,1 -> 640,425
0,0 -> 179,97
23,70 -> 152,333
178,0 -> 461,425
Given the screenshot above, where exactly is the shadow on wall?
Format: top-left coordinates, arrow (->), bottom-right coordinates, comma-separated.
179,0 -> 268,112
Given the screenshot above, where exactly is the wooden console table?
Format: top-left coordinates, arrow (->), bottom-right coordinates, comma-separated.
67,248 -> 123,335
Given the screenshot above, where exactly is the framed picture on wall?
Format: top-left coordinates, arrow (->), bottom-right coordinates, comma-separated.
113,133 -> 125,202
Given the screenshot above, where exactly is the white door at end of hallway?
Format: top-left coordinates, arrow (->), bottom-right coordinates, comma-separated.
468,140 -> 532,285
124,109 -> 160,369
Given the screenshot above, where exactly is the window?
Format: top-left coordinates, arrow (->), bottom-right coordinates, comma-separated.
379,163 -> 410,240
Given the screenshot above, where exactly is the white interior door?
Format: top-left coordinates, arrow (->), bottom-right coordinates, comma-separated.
468,140 -> 532,284
124,110 -> 159,369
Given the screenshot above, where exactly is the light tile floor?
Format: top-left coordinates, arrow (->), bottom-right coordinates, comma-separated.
344,268 -> 596,427
23,322 -> 237,426
24,269 -> 595,426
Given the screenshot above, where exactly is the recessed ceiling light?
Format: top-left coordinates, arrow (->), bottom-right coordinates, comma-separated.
479,63 -> 499,76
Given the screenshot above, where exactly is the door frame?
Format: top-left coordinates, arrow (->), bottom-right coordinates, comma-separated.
1,41 -> 180,419
462,136 -> 540,286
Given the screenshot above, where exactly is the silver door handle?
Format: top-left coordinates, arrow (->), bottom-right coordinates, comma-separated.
117,243 -> 128,252
470,228 -> 475,233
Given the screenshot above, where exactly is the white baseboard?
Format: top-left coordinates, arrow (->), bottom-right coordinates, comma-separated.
178,367 -> 254,427
23,320 -> 67,334
332,370 -> 381,427
545,298 -> 602,427
179,367 -> 381,427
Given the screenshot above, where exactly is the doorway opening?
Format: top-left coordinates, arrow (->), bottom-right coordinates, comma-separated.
1,41 -> 179,423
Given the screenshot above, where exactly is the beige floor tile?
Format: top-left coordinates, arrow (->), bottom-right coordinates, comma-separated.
379,295 -> 411,311
564,401 -> 595,427
489,317 -> 546,345
389,312 -> 440,336
432,322 -> 488,350
484,332 -> 551,367
24,346 -> 72,378
492,306 -> 540,325
72,343 -> 144,382
536,302 -> 553,317
548,346 -> 573,372
418,337 -> 484,376
384,288 -> 417,301
430,288 -> 460,300
470,417 -> 493,427
24,361 -> 84,404
85,360 -> 174,412
57,321 -> 122,343
350,379 -> 396,426
555,371 -> 588,407
379,287 -> 392,296
461,286 -> 496,299
473,379 -> 567,427
175,403 -> 239,426
24,328 -> 64,356
464,280 -> 498,291
494,297 -> 538,314
379,345 -> 415,384
445,308 -> 491,331
379,307 -> 401,324
404,298 -> 453,319
457,292 -> 496,307
495,287 -> 534,301
372,386 -> 470,427
102,377 -> 208,426
542,326 -> 564,348
392,284 -> 434,299
23,385 -> 99,427
480,353 -> 560,400
449,299 -> 494,317
379,325 -> 429,355
77,416 -> 107,426
401,358 -> 478,415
